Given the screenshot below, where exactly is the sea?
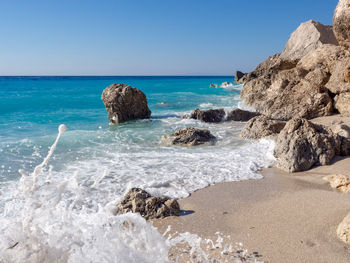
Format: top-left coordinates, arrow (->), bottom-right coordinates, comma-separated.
0,76 -> 274,262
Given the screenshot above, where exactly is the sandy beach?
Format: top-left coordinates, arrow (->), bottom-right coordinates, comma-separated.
153,115 -> 350,262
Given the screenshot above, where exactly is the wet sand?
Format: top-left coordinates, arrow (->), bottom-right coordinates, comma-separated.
153,138 -> 350,262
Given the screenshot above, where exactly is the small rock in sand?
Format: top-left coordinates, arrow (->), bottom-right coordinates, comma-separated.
337,212 -> 350,245
323,174 -> 350,193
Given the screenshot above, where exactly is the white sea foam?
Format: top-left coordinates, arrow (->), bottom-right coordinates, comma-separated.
0,124 -> 268,262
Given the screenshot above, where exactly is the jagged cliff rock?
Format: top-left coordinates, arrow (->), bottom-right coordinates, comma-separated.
240,20 -> 340,121
280,20 -> 338,61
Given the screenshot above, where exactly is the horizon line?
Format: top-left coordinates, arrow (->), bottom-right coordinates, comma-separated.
0,74 -> 235,77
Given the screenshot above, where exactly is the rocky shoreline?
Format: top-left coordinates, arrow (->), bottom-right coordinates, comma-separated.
99,0 -> 350,256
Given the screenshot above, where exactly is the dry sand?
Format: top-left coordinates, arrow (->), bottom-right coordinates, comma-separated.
153,115 -> 350,262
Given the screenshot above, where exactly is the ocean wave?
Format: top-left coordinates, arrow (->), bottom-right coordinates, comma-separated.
0,125 -> 267,262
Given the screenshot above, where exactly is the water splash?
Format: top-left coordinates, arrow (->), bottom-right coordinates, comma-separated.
0,125 -> 264,262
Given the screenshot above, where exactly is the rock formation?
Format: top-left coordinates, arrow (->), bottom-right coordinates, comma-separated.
333,0 -> 350,49
226,109 -> 260,122
188,108 -> 225,123
240,115 -> 286,139
114,188 -> 180,220
280,20 -> 338,61
240,20 -> 340,121
274,118 -> 341,172
101,84 -> 151,124
163,127 -> 216,146
337,212 -> 350,245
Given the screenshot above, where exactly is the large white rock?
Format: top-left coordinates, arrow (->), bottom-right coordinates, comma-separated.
280,20 -> 338,61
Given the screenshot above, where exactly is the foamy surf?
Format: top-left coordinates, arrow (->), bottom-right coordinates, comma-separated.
0,124 -> 268,262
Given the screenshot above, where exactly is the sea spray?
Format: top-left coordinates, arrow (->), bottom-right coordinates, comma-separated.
0,124 -> 264,263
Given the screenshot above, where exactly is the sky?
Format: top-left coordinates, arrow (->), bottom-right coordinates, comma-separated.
0,0 -> 339,76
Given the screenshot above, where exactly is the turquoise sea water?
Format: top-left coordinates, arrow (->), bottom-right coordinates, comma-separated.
0,76 -> 241,182
0,76 -> 274,262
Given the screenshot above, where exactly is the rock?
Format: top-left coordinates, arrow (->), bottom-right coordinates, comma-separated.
325,55 -> 350,94
226,109 -> 260,122
114,188 -> 180,220
101,83 -> 151,124
163,127 -> 216,146
274,118 -> 341,172
333,0 -> 350,49
331,123 -> 350,155
298,44 -> 344,72
240,20 -> 341,121
240,115 -> 286,139
280,20 -> 338,61
189,108 -> 226,123
242,67 -> 333,120
331,123 -> 350,138
337,212 -> 350,245
209,83 -> 218,88
323,174 -> 350,193
335,92 -> 350,115
234,71 -> 246,84
252,54 -> 298,79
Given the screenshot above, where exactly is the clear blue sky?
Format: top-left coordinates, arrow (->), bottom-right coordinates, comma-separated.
0,0 -> 338,76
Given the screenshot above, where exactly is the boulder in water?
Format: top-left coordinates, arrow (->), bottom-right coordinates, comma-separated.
226,109 -> 260,122
101,83 -> 151,124
188,108 -> 225,123
163,127 -> 216,146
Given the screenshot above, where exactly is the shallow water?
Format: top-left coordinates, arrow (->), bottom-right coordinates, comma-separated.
0,76 -> 272,262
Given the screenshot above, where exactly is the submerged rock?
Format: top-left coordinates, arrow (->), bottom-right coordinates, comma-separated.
337,212 -> 350,245
114,188 -> 180,220
280,20 -> 338,61
323,174 -> 350,193
226,109 -> 260,122
240,115 -> 286,139
188,108 -> 225,123
163,127 -> 216,146
101,83 -> 151,124
274,118 -> 341,173
333,0 -> 350,49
